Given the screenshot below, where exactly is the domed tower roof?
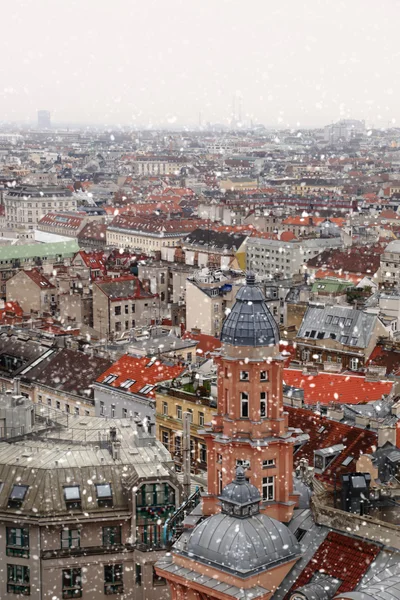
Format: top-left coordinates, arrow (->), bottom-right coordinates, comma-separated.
184,467 -> 300,575
220,272 -> 279,347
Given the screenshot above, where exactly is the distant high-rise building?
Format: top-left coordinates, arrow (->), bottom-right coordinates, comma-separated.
37,109 -> 51,129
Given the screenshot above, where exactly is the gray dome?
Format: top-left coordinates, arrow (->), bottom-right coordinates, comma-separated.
220,272 -> 279,347
219,465 -> 261,507
186,511 -> 300,575
334,574 -> 400,600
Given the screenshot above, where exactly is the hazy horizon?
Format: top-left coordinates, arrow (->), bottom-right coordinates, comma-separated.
1,0 -> 400,128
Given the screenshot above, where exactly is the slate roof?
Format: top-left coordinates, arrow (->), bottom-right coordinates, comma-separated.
0,417 -> 175,517
182,228 -> 247,252
296,304 -> 377,349
286,406 -> 378,487
306,246 -> 383,275
287,531 -> 380,599
94,275 -> 154,300
31,348 -> 112,399
283,369 -> 393,405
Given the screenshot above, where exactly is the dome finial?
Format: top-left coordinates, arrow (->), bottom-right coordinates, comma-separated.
235,465 -> 246,483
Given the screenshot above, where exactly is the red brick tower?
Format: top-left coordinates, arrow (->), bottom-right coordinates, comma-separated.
202,273 -> 298,522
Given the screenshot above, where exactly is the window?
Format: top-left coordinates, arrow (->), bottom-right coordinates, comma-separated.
162,431 -> 169,449
240,392 -> 249,418
103,526 -> 122,546
125,321 -> 129,330
104,564 -> 123,595
200,443 -> 207,464
139,384 -> 155,395
65,404 -> 70,414
64,486 -> 81,510
260,370 -> 268,381
132,304 -> 135,313
125,304 -> 129,314
111,404 -> 116,418
162,401 -> 168,416
135,564 -> 142,586
100,401 -> 105,416
120,378 -> 136,391
176,405 -> 182,419
262,476 -> 275,501
96,484 -> 113,507
262,459 -> 275,468
8,484 -> 29,508
295,528 -> 307,542
332,316 -> 339,325
350,357 -> 359,371
62,568 -> 82,599
198,412 -> 204,426
38,394 -> 42,402
175,435 -> 182,454
260,392 -> 267,418
61,529 -> 80,549
114,306 -> 121,316
7,564 -> 30,595
103,374 -> 118,384
6,527 -> 29,558
240,370 -> 249,381
115,322 -> 122,332
122,408 -> 127,418
56,401 -> 61,410
153,567 -> 166,586
187,409 -> 193,422
74,407 -> 79,416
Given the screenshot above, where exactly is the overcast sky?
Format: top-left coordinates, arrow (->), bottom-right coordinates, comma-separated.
1,0 -> 400,128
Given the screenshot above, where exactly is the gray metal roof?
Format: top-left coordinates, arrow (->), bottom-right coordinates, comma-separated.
220,273 -> 279,347
336,574 -> 400,599
219,466 -> 261,506
185,511 -> 300,575
297,304 -> 377,349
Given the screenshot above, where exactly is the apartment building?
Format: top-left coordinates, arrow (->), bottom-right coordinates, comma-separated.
133,157 -> 187,176
92,275 -> 155,339
0,408 -> 180,600
4,185 -> 77,230
381,239 -> 400,286
106,214 -> 199,253
156,386 -> 216,474
246,235 -> 343,279
0,240 -> 79,298
6,269 -> 56,314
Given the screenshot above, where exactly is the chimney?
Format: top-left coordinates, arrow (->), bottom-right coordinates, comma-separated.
14,378 -> 21,395
111,441 -> 121,461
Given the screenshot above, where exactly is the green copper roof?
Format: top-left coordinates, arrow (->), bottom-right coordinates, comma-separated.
0,240 -> 79,262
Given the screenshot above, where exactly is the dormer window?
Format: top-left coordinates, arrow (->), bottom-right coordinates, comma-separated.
240,371 -> 249,381
314,444 -> 345,473
8,485 -> 29,509
64,486 -> 81,510
95,483 -> 113,508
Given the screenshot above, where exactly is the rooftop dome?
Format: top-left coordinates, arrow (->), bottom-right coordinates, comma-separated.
185,467 -> 300,575
219,466 -> 261,510
220,272 -> 279,347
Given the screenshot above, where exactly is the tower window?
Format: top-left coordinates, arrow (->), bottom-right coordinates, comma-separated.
262,476 -> 275,501
240,392 -> 249,418
260,370 -> 268,381
260,392 -> 267,418
240,371 -> 249,381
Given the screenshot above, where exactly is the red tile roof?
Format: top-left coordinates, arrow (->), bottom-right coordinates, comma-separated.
182,331 -> 222,355
74,250 -> 106,273
38,212 -> 85,229
287,405 -> 377,487
96,354 -> 186,397
367,344 -> 400,375
288,531 -> 380,598
283,369 -> 393,405
24,269 -> 55,289
306,246 -> 384,275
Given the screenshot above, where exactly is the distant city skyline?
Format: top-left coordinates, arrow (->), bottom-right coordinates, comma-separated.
1,0 -> 400,128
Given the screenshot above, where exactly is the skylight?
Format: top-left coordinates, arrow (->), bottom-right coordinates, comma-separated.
8,484 -> 29,508
64,486 -> 80,501
119,379 -> 136,389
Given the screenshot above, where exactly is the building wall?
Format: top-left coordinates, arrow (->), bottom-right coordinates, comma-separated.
106,228 -> 183,253
6,272 -> 42,313
35,385 -> 95,417
4,193 -> 77,230
94,386 -> 155,420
